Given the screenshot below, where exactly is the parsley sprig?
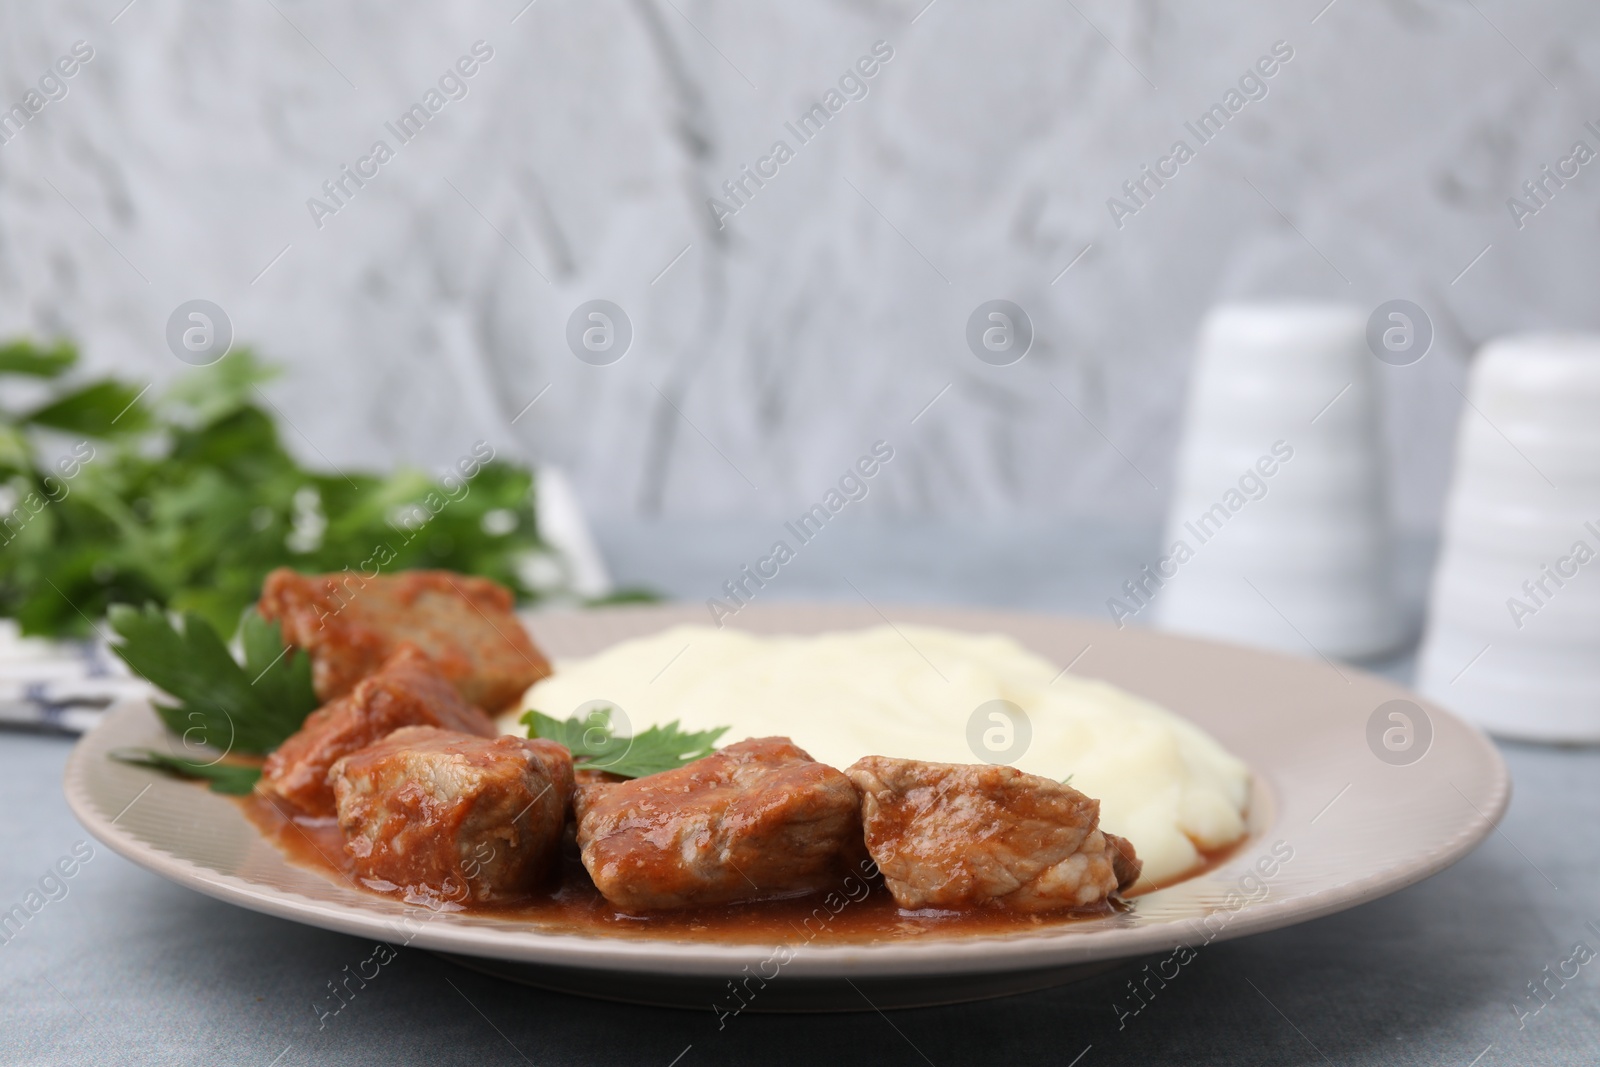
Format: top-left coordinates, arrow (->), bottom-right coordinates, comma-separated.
108,749 -> 263,795
0,340 -> 590,640
521,707 -> 727,778
107,604 -> 318,756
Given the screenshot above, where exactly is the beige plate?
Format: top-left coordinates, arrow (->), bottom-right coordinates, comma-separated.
64,604 -> 1508,1012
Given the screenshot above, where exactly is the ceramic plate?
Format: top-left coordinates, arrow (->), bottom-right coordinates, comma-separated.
64,604 -> 1508,1011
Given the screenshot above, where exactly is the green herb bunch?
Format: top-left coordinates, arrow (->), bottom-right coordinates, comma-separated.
0,338 -> 555,639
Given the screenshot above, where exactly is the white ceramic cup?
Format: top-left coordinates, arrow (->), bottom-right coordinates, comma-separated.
1416,334 -> 1600,742
1149,302 -> 1404,660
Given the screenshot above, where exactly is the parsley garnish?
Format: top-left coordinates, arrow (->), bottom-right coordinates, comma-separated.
108,749 -> 263,795
521,707 -> 727,778
107,603 -> 318,755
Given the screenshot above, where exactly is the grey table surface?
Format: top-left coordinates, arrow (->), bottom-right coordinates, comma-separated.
4,519 -> 1597,1067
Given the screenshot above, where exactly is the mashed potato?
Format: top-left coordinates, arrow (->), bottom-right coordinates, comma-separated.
502,625 -> 1251,885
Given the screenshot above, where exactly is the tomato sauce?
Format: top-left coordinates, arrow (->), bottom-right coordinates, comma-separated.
238,793 -> 1243,945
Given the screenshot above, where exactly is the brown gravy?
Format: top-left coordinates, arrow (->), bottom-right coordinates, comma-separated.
238,793 -> 1243,945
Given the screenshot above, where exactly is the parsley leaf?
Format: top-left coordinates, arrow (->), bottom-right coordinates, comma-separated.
107,603 -> 318,755
109,748 -> 263,795
522,708 -> 630,763
521,707 -> 728,779
237,608 -> 316,728
23,380 -> 152,436
0,338 -> 76,378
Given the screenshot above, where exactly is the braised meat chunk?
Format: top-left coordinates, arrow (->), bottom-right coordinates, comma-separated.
575,737 -> 865,912
258,568 -> 551,710
260,644 -> 499,817
331,726 -> 574,903
1105,833 -> 1144,893
845,756 -> 1141,913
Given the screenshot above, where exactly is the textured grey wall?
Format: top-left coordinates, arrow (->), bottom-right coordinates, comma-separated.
0,0 -> 1594,529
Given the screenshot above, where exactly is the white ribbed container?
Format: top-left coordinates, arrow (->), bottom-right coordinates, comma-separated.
1155,303 -> 1404,659
1416,334 -> 1600,742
